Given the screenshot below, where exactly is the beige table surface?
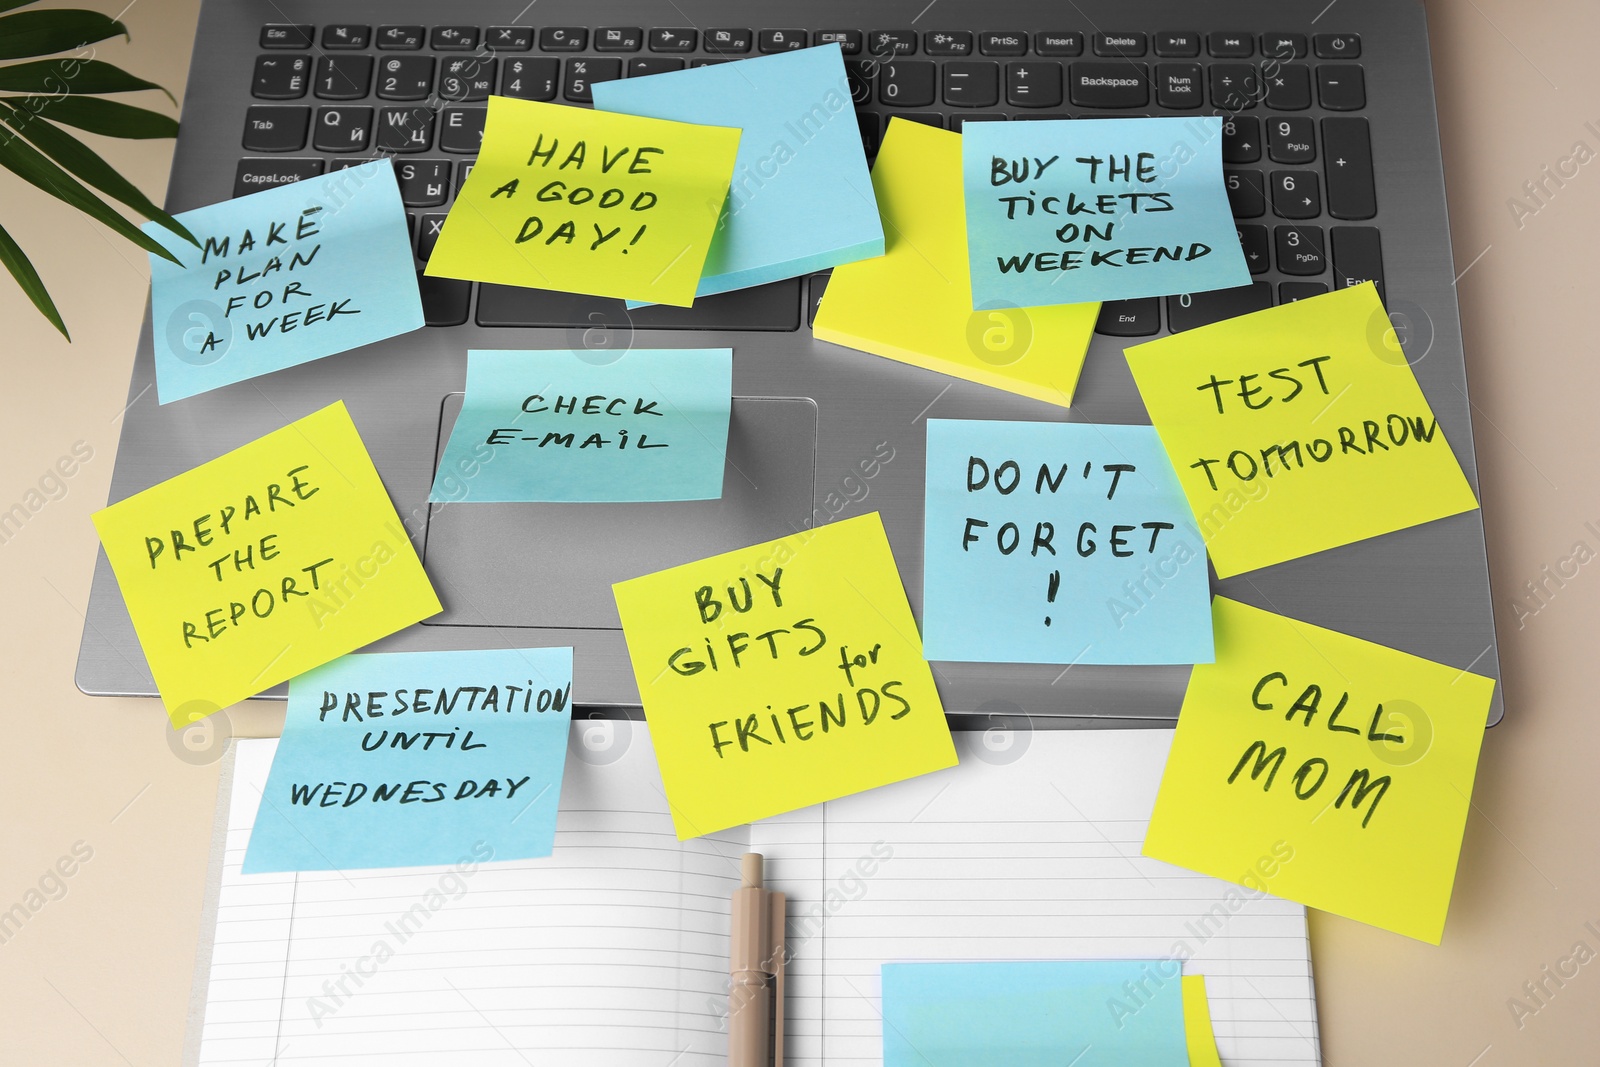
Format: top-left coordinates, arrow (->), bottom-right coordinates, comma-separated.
2,0 -> 1597,1062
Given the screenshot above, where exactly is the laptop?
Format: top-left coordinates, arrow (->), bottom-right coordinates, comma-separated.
77,0 -> 1505,728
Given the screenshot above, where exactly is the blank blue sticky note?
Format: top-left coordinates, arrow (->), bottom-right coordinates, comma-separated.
882,961 -> 1189,1067
962,117 -> 1251,307
242,648 -> 573,874
592,44 -> 883,300
922,419 -> 1213,665
430,348 -> 732,503
145,159 -> 423,403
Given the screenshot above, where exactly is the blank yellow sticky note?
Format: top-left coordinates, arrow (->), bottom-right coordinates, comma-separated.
1143,597 -> 1494,944
1181,975 -> 1224,1067
425,97 -> 741,307
1124,283 -> 1479,577
612,512 -> 958,838
92,402 -> 441,726
812,119 -> 1099,408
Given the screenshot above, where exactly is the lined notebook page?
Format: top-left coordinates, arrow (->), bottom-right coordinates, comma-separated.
811,729 -> 1321,1066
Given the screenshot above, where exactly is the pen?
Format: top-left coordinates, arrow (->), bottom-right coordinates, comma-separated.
729,852 -> 785,1067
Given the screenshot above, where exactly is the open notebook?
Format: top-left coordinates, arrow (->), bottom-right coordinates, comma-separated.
187,724 -> 1320,1066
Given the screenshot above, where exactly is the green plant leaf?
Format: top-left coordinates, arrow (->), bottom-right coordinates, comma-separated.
0,103 -> 195,245
0,59 -> 172,102
0,94 -> 176,138
0,220 -> 67,339
0,130 -> 182,264
0,10 -> 128,60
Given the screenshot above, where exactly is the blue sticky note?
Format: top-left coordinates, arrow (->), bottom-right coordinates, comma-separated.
430,348 -> 733,503
592,45 -> 883,301
241,647 -> 573,874
882,961 -> 1190,1067
145,159 -> 423,404
962,117 -> 1251,307
922,419 -> 1213,664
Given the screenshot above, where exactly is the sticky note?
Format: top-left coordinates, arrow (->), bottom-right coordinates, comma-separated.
963,117 -> 1251,307
1143,597 -> 1495,944
92,402 -> 442,725
242,647 -> 572,873
812,119 -> 1098,408
430,348 -> 733,503
922,419 -> 1212,665
1124,283 -> 1480,577
881,961 -> 1189,1067
425,97 -> 741,307
593,45 -> 882,300
145,159 -> 423,403
612,512 -> 957,838
1182,976 -> 1224,1067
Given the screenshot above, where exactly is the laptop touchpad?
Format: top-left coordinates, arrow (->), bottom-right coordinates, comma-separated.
422,394 -> 818,629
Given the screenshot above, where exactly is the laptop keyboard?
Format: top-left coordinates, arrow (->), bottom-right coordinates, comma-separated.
242,22 -> 1379,335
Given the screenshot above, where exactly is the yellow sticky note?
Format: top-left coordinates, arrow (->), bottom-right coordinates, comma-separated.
612,512 -> 958,838
425,96 -> 741,307
1143,597 -> 1495,944
1124,283 -> 1479,577
812,119 -> 1099,408
92,402 -> 441,726
1181,975 -> 1224,1067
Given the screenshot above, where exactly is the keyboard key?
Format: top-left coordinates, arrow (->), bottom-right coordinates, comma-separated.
857,112 -> 880,158
313,106 -> 372,152
234,157 -> 323,198
501,57 -> 558,101
431,26 -> 478,51
807,272 -> 829,327
242,105 -> 308,152
376,106 -> 434,152
1271,170 -> 1321,218
1094,298 -> 1160,337
1208,31 -> 1253,58
376,25 -> 423,50
595,27 -> 643,52
1155,63 -> 1202,108
260,24 -> 312,49
440,57 -> 496,101
378,55 -> 433,100
1318,65 -> 1365,110
1210,63 -> 1258,110
252,55 -> 309,99
1154,31 -> 1200,57
1034,31 -> 1083,56
1323,117 -> 1377,220
980,31 -> 1028,56
944,62 -> 999,108
649,28 -> 696,52
419,272 -> 471,326
416,213 -> 447,260
690,59 -> 728,68
478,279 -> 801,330
1330,226 -> 1384,298
630,58 -> 685,76
1314,33 -> 1361,59
440,108 -> 485,153
1221,115 -> 1260,163
1275,225 -> 1327,274
870,30 -> 917,55
1225,170 -> 1265,217
705,28 -> 751,54
540,27 -> 587,51
1007,62 -> 1063,108
879,61 -> 936,107
395,160 -> 451,207
949,114 -> 1006,131
454,161 -> 476,195
815,30 -> 863,54
1237,224 -> 1269,274
1268,116 -> 1316,164
758,29 -> 805,52
486,26 -> 532,51
1261,33 -> 1307,59
564,58 -> 621,103
1093,32 -> 1146,57
845,60 -> 873,103
1166,282 -> 1272,332
1264,64 -> 1311,109
899,113 -> 943,128
1070,62 -> 1147,107
1279,281 -> 1329,302
925,31 -> 973,56
314,55 -> 372,100
321,24 -> 369,49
